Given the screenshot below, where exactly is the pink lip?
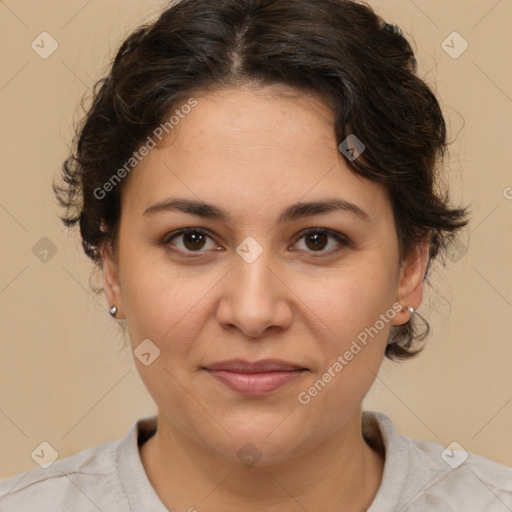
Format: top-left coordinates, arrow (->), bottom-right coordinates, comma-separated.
203,359 -> 308,396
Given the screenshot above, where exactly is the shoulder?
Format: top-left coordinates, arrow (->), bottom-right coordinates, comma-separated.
0,437 -> 129,512
406,436 -> 512,510
365,411 -> 512,511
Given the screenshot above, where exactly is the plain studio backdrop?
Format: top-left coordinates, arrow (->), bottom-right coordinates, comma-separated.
0,0 -> 511,478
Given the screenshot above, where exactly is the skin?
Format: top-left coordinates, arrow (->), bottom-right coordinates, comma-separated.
102,84 -> 429,511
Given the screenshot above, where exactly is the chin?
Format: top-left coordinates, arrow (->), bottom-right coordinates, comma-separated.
204,415 -> 312,467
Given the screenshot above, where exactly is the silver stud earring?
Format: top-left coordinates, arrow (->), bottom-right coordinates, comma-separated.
407,306 -> 415,316
109,305 -> 118,317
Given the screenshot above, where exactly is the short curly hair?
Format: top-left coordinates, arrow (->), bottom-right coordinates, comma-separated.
54,0 -> 470,361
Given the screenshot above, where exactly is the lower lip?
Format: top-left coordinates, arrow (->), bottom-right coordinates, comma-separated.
206,369 -> 305,396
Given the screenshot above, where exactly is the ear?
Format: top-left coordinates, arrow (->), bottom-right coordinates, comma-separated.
101,242 -> 125,319
391,233 -> 430,326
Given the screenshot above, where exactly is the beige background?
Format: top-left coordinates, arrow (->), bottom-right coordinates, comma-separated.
0,0 -> 511,479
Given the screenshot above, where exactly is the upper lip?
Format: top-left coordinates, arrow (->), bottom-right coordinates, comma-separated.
203,359 -> 307,373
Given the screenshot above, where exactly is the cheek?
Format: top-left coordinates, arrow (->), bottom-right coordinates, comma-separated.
291,266 -> 395,434
120,243 -> 192,344
118,252 -> 218,410
117,244 -> 210,352
291,258 -> 398,347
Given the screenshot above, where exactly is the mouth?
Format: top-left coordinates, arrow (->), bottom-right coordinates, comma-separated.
202,359 -> 308,396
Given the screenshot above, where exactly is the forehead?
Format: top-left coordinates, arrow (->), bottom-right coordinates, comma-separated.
120,85 -> 391,222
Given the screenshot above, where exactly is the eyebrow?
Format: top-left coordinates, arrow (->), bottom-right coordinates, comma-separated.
143,197 -> 370,224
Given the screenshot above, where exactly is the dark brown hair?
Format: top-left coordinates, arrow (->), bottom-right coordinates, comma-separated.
54,0 -> 470,360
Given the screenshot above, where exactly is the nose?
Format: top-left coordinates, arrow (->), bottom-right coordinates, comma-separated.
215,247 -> 293,338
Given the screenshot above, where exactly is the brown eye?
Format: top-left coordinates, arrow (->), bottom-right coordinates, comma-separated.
182,231 -> 207,251
293,228 -> 349,255
165,229 -> 217,253
304,232 -> 329,251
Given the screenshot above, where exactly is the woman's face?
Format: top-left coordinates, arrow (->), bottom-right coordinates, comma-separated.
103,85 -> 427,464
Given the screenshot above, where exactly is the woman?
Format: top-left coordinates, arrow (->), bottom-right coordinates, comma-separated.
1,0 -> 511,510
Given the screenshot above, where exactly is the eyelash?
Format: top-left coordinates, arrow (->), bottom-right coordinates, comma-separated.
161,227 -> 351,258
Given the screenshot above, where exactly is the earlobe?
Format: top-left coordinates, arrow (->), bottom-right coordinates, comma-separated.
391,236 -> 430,326
101,244 -> 124,319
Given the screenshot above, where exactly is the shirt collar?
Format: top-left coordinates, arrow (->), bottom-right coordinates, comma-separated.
116,411 -> 408,512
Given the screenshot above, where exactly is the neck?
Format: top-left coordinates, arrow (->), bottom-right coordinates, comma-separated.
140,409 -> 385,511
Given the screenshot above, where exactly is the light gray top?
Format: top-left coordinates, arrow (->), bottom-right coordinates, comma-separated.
1,411 -> 511,511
